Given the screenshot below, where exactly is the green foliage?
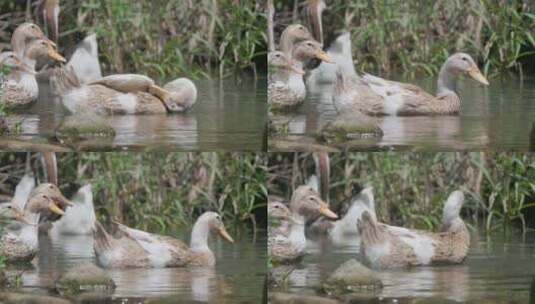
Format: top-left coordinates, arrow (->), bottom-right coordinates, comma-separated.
274,0 -> 535,76
61,0 -> 266,79
0,153 -> 267,234
268,152 -> 535,232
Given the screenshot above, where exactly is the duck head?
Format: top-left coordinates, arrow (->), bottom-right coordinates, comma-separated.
280,24 -> 314,56
293,40 -> 332,64
290,185 -> 337,219
450,53 -> 489,85
199,211 -> 234,243
26,183 -> 72,222
11,23 -> 56,57
268,201 -> 292,221
0,52 -> 34,74
268,51 -> 304,75
24,38 -> 66,65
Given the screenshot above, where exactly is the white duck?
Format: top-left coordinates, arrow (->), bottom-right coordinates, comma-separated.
50,184 -> 95,235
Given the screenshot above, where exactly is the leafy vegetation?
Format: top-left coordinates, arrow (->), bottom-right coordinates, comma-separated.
274,0 -> 535,76
268,152 -> 535,233
0,0 -> 267,79
0,153 -> 267,235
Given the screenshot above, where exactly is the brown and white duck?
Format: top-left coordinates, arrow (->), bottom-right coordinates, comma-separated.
1,39 -> 65,108
94,211 -> 233,268
358,190 -> 469,269
269,185 -> 337,263
54,68 -> 197,115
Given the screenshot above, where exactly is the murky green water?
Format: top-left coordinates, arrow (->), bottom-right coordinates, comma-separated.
2,77 -> 267,151
7,228 -> 266,303
273,229 -> 535,303
270,74 -> 535,151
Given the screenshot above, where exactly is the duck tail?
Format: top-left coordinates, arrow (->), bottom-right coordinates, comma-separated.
53,66 -> 81,95
93,220 -> 113,253
441,190 -> 465,232
358,211 -> 382,245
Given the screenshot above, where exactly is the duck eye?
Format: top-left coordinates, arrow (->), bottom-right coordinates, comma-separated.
462,57 -> 468,61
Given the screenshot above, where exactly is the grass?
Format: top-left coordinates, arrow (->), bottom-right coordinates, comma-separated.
0,153 -> 267,235
268,152 -> 535,233
273,0 -> 535,76
0,1 -> 267,79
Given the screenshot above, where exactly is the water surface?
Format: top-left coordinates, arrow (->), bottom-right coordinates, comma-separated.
275,229 -> 535,302
10,228 -> 266,303
270,74 -> 535,151
3,77 -> 267,151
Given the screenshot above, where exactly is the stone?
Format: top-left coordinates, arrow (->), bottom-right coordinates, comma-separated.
322,259 -> 382,295
56,113 -> 115,142
270,292 -> 340,304
0,292 -> 71,304
319,112 -> 383,143
55,263 -> 115,296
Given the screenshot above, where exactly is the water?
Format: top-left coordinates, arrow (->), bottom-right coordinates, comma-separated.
274,229 -> 535,303
271,74 -> 535,151
3,77 -> 267,151
9,228 -> 266,303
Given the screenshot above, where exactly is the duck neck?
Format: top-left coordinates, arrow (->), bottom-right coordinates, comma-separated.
437,64 -> 457,96
288,213 -> 306,249
269,67 -> 291,83
11,35 -> 26,59
190,218 -> 211,252
280,32 -> 294,57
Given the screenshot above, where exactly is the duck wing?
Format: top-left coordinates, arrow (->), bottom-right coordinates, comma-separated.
361,73 -> 437,115
89,74 -> 155,93
114,222 -> 189,261
11,173 -> 35,212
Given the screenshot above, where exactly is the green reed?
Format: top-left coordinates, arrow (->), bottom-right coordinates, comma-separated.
268,152 -> 535,233
274,0 -> 535,76
0,153 -> 267,234
0,0 -> 266,79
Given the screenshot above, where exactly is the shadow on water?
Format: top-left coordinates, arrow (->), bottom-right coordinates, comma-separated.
271,74 -> 535,151
2,77 -> 267,151
273,229 -> 535,303
7,229 -> 266,303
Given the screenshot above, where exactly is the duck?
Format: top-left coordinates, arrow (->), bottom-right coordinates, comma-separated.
10,22 -> 56,59
53,67 -> 197,115
305,0 -> 357,86
50,184 -> 95,235
358,190 -> 469,269
1,39 -> 66,109
334,53 -> 489,116
268,51 -> 304,108
269,40 -> 332,110
0,182 -> 70,263
93,211 -> 233,268
269,185 -> 337,263
0,212 -> 40,262
268,200 -> 292,238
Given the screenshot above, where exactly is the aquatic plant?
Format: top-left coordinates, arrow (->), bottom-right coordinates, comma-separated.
273,0 -> 535,76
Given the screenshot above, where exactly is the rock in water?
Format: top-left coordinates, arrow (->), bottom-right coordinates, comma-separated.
322,259 -> 382,295
55,263 -> 116,296
0,292 -> 72,304
270,292 -> 340,304
319,112 -> 383,143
